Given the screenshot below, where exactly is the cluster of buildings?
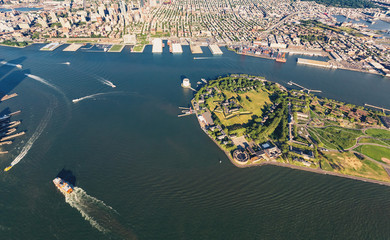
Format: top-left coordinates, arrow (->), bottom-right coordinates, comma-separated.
1,0 -> 390,74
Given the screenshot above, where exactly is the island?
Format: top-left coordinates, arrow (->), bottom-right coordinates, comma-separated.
191,74 -> 390,185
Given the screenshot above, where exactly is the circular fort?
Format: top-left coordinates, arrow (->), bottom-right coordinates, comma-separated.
233,150 -> 249,164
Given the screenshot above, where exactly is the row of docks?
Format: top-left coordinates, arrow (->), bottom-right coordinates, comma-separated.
39,40 -> 224,55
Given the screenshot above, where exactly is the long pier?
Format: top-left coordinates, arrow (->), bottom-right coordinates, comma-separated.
365,103 -> 390,114
287,81 -> 322,93
0,131 -> 25,141
0,93 -> 17,102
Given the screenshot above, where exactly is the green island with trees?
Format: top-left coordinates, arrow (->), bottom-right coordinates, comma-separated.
191,74 -> 390,185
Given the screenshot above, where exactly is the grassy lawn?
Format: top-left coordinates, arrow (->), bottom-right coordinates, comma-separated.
359,138 -> 390,147
324,152 -> 390,182
366,128 -> 390,139
108,44 -> 124,52
209,89 -> 270,127
132,45 -> 145,52
309,126 -> 363,150
355,145 -> 390,164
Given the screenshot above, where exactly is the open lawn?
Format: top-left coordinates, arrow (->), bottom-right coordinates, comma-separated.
355,145 -> 390,164
208,89 -> 270,127
132,45 -> 145,52
109,44 -> 124,52
324,152 -> 390,182
308,126 -> 362,150
366,128 -> 390,139
359,137 -> 390,147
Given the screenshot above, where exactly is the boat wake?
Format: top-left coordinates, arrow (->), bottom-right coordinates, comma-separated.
96,77 -> 116,88
59,62 -> 70,65
72,92 -> 118,103
25,74 -> 62,93
0,60 -> 22,69
65,187 -> 116,233
193,57 -> 212,60
65,187 -> 136,239
9,104 -> 53,168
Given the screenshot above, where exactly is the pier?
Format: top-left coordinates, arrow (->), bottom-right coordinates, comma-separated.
63,43 -> 83,52
0,93 -> 17,102
209,44 -> 223,55
287,81 -> 322,93
190,44 -> 203,54
178,107 -> 195,117
0,131 -> 25,141
365,104 -> 390,114
172,43 -> 183,54
152,38 -> 163,53
40,42 -> 62,51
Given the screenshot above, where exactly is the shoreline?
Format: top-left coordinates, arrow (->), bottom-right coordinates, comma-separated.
190,79 -> 390,188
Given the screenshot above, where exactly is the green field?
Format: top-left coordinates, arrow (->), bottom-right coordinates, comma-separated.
207,89 -> 270,127
366,128 -> 390,139
309,126 -> 363,150
359,137 -> 390,147
109,45 -> 124,52
355,145 -> 390,164
132,45 -> 144,52
324,152 -> 389,182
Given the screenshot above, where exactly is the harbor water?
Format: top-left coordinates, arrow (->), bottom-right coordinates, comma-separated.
0,44 -> 389,239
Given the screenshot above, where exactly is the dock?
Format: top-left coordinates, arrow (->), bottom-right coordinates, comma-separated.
172,43 -> 183,54
178,107 -> 195,117
63,43 -> 83,52
9,110 -> 21,116
190,44 -> 203,54
40,42 -> 62,51
297,58 -> 335,69
209,44 -> 223,55
0,141 -> 12,146
152,38 -> 163,53
287,81 -> 322,93
0,93 -> 17,102
0,131 -> 25,141
365,103 -> 390,114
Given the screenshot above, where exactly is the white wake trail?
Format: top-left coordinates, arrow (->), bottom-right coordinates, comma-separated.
72,92 -> 119,103
64,187 -> 118,233
97,77 -> 116,88
25,74 -> 61,93
9,105 -> 53,167
0,61 -> 22,69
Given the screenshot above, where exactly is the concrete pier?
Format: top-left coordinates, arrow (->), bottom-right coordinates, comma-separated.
190,44 -> 203,54
209,44 -> 223,55
152,38 -> 163,53
172,43 -> 183,54
63,43 -> 83,52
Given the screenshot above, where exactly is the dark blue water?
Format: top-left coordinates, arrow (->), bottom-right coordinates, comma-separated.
0,44 -> 389,239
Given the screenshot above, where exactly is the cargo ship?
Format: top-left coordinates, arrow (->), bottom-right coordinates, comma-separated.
275,52 -> 286,63
53,177 -> 74,194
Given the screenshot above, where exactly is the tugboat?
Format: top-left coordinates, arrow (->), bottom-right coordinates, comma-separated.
275,52 -> 286,63
53,177 -> 74,195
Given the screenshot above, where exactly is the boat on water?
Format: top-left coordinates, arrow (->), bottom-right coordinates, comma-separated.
276,52 -> 286,63
53,177 -> 73,194
4,165 -> 12,171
